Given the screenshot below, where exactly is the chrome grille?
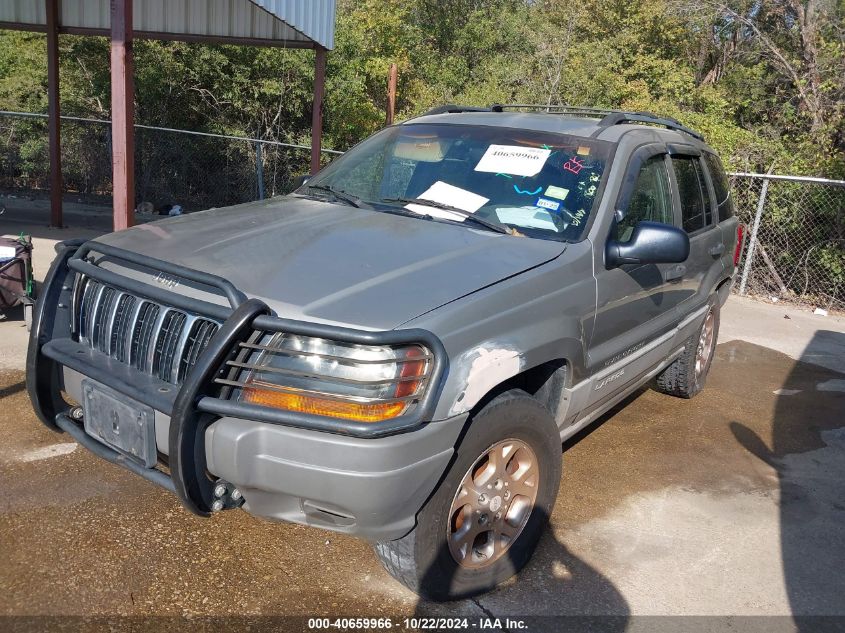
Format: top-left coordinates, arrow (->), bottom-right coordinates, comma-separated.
75,276 -> 221,385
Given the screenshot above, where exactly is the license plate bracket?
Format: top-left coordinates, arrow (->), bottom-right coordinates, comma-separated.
82,380 -> 157,468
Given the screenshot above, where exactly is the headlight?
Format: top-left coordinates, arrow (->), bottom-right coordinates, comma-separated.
231,333 -> 432,423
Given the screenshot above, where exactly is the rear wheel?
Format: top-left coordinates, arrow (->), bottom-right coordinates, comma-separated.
655,299 -> 720,398
374,389 -> 561,601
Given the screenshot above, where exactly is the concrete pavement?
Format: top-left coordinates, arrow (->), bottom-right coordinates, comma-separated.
2,339 -> 842,625
721,295 -> 845,374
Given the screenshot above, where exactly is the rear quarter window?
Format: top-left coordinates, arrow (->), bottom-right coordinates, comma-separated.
703,153 -> 735,222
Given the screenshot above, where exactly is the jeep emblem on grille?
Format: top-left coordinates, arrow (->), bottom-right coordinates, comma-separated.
153,272 -> 180,289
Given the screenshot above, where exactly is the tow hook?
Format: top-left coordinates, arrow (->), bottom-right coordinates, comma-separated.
211,479 -> 245,512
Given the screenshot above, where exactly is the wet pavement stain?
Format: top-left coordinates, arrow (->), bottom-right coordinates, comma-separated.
554,340 -> 845,528
1,339 -> 843,619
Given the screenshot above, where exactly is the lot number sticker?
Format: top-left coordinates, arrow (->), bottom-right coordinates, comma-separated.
475,145 -> 551,177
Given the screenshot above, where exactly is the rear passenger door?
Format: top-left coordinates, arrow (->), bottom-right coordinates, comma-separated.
667,147 -> 725,314
703,152 -> 740,277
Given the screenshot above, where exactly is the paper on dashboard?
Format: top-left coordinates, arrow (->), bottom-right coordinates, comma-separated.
405,181 -> 489,221
495,206 -> 558,231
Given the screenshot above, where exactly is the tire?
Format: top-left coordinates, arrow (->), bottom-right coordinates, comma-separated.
374,389 -> 562,601
654,298 -> 720,399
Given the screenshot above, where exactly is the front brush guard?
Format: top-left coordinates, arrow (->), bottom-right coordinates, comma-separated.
27,239 -> 268,516
28,240 -> 446,518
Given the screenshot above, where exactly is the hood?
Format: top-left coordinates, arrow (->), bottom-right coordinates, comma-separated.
95,196 -> 565,330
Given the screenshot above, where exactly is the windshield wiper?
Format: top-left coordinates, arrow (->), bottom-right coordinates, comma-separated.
382,197 -> 512,235
305,184 -> 362,208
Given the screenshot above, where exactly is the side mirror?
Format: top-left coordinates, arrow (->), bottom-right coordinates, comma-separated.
606,220 -> 690,268
291,174 -> 311,191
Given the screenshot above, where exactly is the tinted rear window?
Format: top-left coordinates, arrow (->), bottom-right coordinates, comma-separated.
703,153 -> 735,222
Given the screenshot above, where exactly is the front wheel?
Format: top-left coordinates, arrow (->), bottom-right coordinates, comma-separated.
374,389 -> 562,600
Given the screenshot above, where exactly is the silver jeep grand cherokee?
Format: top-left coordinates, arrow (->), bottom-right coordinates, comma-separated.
28,105 -> 741,600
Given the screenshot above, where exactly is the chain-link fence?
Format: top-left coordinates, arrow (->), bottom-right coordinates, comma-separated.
0,110 -> 341,213
729,172 -> 845,313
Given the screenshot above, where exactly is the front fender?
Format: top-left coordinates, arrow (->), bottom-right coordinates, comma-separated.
436,333 -> 584,418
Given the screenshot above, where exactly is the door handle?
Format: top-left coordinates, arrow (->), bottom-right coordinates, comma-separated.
708,243 -> 725,256
664,264 -> 686,282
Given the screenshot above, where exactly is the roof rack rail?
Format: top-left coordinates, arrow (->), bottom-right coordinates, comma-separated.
418,104 -> 492,117
415,103 -> 705,142
598,112 -> 704,141
488,103 -> 704,141
490,103 -> 616,117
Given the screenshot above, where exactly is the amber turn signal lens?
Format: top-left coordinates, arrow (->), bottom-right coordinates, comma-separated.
395,356 -> 427,399
242,385 -> 407,423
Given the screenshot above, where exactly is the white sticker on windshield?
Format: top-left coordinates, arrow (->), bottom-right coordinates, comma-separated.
474,145 -> 551,177
405,181 -> 489,222
544,185 -> 569,200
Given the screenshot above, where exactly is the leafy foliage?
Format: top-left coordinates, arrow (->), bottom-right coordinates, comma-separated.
0,0 -> 842,176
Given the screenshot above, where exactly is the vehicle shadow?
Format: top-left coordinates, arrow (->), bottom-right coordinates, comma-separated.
729,330 -> 845,628
1,218 -> 107,240
561,387 -> 648,451
0,379 -> 26,400
0,302 -> 25,324
411,508 -> 630,631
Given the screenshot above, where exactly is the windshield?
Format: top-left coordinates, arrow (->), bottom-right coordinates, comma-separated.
299,123 -> 614,241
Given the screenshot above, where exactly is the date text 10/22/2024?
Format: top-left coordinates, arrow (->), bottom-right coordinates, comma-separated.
307,617 -> 529,630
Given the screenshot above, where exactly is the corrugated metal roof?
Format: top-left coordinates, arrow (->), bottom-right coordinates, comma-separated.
0,1 -> 46,25
0,0 -> 336,49
251,1 -> 336,49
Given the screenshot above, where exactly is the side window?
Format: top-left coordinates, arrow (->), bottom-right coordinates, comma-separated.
703,153 -> 736,222
616,156 -> 673,243
672,156 -> 709,233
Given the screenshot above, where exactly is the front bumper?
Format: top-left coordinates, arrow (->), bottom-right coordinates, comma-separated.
205,413 -> 464,540
28,240 -> 457,541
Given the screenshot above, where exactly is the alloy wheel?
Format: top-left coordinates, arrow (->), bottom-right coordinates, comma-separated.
695,308 -> 716,381
447,438 -> 539,568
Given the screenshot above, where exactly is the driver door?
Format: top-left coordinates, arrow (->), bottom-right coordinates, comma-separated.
586,147 -> 683,407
